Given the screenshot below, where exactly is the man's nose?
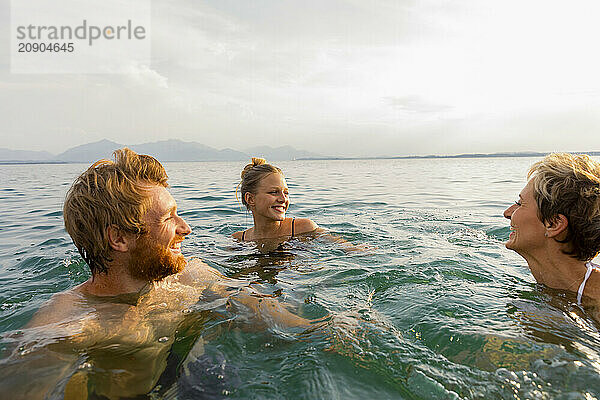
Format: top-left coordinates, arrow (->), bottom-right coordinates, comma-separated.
177,216 -> 192,236
503,204 -> 514,220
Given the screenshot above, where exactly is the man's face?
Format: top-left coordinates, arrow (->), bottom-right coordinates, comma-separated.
128,185 -> 192,282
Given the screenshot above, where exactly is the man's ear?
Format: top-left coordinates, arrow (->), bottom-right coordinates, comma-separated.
545,214 -> 568,239
106,225 -> 135,252
244,192 -> 255,208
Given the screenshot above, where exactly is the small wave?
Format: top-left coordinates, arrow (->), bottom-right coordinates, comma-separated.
31,225 -> 56,230
185,195 -> 227,201
42,211 -> 63,217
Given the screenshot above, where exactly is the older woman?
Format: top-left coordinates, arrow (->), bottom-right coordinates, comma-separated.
503,153 -> 600,305
233,158 -> 318,242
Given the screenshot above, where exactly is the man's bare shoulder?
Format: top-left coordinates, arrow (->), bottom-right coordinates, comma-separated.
178,258 -> 225,285
26,286 -> 89,328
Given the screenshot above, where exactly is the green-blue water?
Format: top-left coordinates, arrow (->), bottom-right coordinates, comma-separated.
1,158 -> 600,399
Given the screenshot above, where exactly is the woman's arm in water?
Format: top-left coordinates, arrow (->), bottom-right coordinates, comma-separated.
309,225 -> 372,253
292,218 -> 371,252
185,258 -> 313,329
226,285 -> 312,328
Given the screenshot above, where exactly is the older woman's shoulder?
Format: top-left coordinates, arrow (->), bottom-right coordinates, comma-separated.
584,264 -> 600,301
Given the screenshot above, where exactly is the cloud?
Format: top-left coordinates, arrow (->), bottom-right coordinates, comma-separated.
385,96 -> 452,113
1,0 -> 600,156
124,63 -> 169,89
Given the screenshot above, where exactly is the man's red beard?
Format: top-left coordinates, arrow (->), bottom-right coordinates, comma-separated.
127,234 -> 186,282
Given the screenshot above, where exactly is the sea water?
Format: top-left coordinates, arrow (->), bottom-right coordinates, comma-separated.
1,158 -> 600,399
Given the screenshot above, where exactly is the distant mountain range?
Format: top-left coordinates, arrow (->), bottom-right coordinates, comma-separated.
0,148 -> 54,161
2,140 -> 600,163
0,139 -> 323,163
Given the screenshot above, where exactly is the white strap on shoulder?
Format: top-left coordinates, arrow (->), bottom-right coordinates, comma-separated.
577,262 -> 595,305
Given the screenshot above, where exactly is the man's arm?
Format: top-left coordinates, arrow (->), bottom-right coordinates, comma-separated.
0,290 -> 96,399
2,312 -> 85,400
181,257 -> 226,284
0,336 -> 83,400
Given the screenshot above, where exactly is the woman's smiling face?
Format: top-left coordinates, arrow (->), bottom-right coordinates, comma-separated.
503,179 -> 548,257
248,172 -> 289,221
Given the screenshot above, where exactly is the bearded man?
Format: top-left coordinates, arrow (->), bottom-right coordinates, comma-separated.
3,148 -> 309,400
62,148 -> 192,294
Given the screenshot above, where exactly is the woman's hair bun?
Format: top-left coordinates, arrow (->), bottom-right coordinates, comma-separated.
241,157 -> 268,179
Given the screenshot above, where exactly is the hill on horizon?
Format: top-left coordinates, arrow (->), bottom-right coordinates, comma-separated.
130,140 -> 248,162
55,139 -> 124,163
0,139 -> 322,163
0,148 -> 54,162
4,139 -> 598,163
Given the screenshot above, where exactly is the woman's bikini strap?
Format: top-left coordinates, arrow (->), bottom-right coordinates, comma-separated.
577,261 -> 598,304
241,230 -> 246,241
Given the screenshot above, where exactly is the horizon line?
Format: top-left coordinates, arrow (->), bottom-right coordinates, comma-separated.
3,150 -> 600,165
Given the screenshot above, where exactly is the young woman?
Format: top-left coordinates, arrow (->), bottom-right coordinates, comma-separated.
503,153 -> 600,307
233,158 -> 319,242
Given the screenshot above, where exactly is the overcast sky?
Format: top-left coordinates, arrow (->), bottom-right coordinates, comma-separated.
1,0 -> 600,157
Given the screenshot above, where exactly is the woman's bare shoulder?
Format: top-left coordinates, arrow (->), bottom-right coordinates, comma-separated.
232,230 -> 244,240
293,217 -> 319,234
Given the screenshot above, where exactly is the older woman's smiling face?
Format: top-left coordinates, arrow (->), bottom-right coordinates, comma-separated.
503,180 -> 548,257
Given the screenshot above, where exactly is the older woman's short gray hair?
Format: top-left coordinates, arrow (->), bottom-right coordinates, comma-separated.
528,153 -> 600,261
